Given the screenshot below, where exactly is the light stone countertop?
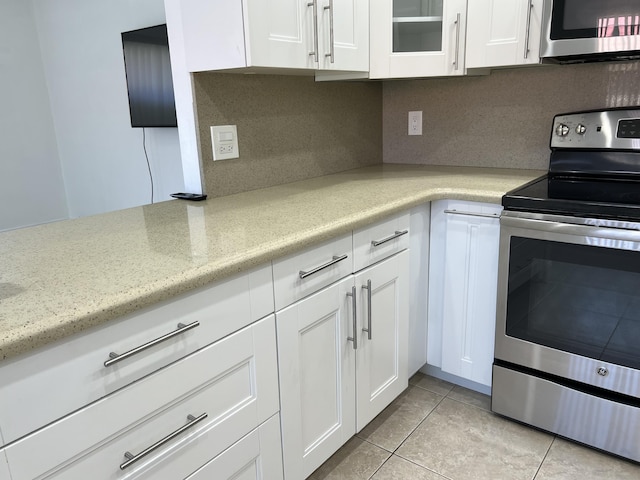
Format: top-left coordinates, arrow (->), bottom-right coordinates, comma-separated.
0,164 -> 544,361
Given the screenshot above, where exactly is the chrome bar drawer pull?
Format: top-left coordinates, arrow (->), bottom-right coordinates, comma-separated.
324,0 -> 335,63
104,321 -> 200,367
346,286 -> 358,350
524,1 -> 534,59
371,230 -> 409,247
308,1 -> 319,62
362,280 -> 372,340
120,413 -> 208,470
299,254 -> 348,279
453,13 -> 461,70
444,209 -> 500,219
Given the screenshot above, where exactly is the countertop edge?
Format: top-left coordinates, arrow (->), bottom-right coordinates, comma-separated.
0,168 -> 540,362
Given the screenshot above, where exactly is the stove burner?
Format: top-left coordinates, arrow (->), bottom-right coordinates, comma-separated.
504,108 -> 640,221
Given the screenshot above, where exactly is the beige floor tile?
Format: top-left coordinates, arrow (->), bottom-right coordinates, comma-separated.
371,455 -> 448,480
396,398 -> 553,480
308,437 -> 391,480
409,372 -> 454,396
357,385 -> 444,451
535,438 -> 640,480
447,385 -> 491,411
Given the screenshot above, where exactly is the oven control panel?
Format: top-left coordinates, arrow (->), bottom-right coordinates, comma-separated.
551,109 -> 640,150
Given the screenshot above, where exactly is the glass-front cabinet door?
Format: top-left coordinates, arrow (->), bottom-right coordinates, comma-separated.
392,0 -> 444,53
370,0 -> 467,78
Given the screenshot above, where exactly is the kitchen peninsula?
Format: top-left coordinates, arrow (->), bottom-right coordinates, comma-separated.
0,164 -> 542,361
0,164 -> 543,480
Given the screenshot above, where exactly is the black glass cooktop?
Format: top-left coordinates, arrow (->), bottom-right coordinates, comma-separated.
503,175 -> 640,221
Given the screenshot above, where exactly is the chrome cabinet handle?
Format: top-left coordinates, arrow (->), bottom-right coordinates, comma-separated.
453,13 -> 461,70
346,286 -> 357,350
524,1 -> 534,59
308,1 -> 319,62
361,280 -> 372,340
444,209 -> 500,219
299,254 -> 348,279
371,230 -> 409,247
104,321 -> 200,367
120,413 -> 208,470
324,0 -> 335,63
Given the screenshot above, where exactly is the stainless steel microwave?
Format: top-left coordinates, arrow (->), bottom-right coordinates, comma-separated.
541,0 -> 640,63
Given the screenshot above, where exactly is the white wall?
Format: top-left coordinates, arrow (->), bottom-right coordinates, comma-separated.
1,0 -> 187,231
0,0 -> 69,231
30,0 -> 184,219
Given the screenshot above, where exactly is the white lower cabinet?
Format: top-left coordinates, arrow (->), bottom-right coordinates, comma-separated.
277,251 -> 408,479
186,414 -> 283,480
354,253 -> 409,429
4,316 -> 279,480
0,265 -> 274,447
428,200 -> 502,388
277,276 -> 356,480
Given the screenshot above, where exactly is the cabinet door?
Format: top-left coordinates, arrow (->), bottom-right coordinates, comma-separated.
370,0 -> 467,78
466,0 -> 543,68
276,277 -> 356,480
440,206 -> 501,387
316,0 -> 369,71
355,251 -> 409,431
245,0 -> 315,69
185,415 -> 283,480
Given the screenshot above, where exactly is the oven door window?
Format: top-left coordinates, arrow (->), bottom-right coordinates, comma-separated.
551,0 -> 640,40
506,236 -> 640,369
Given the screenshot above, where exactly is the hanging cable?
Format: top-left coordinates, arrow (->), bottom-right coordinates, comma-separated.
142,127 -> 154,204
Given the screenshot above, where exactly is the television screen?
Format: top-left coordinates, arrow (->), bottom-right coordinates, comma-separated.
121,24 -> 177,128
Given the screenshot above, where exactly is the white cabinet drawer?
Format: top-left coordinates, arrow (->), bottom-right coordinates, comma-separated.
353,212 -> 410,272
186,414 -> 283,480
273,233 -> 352,311
4,315 -> 279,480
0,265 -> 273,446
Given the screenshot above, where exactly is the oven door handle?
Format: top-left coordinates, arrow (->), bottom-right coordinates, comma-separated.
444,209 -> 500,219
501,214 -> 640,243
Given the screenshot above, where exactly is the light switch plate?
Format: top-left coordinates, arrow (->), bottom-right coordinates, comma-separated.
211,125 -> 239,160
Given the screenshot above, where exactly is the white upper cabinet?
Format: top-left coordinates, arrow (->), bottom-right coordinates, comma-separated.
316,0 -> 369,72
172,0 -> 368,73
466,0 -> 543,69
370,0 -> 467,79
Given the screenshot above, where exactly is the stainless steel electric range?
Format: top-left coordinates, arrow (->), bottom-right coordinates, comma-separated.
493,107 -> 640,463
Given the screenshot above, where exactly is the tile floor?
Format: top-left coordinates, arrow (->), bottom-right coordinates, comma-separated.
308,373 -> 640,480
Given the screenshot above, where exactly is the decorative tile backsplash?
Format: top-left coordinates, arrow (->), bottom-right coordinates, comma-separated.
382,61 -> 640,170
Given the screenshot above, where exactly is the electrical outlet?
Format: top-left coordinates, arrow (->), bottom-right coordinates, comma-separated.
211,125 -> 239,160
408,111 -> 423,136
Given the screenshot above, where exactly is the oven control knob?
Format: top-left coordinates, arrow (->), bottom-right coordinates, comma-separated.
555,123 -> 570,137
576,124 -> 587,135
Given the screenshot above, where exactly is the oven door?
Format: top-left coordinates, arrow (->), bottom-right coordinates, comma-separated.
541,0 -> 640,59
495,211 -> 640,398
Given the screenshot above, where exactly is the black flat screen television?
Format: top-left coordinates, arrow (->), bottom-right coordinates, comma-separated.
121,24 -> 177,128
